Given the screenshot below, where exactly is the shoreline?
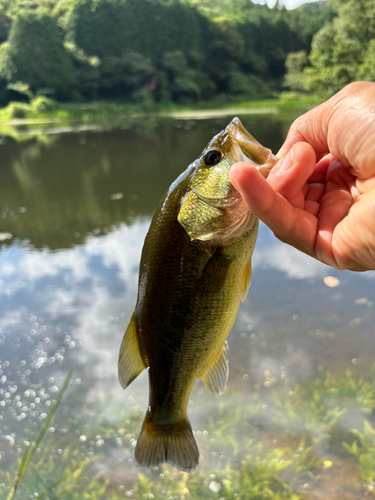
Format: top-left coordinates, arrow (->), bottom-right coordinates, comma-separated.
0,96 -> 324,139
0,95 -> 323,129
1,105 -> 278,126
156,106 -> 278,120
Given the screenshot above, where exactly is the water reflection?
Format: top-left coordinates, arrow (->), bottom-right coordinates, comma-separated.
1,117 -> 375,499
0,116 -> 287,249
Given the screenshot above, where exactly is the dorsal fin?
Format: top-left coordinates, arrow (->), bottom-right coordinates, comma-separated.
118,313 -> 148,388
200,343 -> 228,395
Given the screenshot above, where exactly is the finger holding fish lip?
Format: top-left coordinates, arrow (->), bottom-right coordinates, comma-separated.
230,142 -> 316,209
267,143 -> 316,200
229,141 -> 319,256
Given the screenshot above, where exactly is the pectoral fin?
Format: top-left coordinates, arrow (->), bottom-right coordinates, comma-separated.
200,343 -> 229,395
241,259 -> 252,302
118,313 -> 148,388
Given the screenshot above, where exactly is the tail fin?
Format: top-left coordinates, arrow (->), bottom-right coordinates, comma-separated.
135,415 -> 199,472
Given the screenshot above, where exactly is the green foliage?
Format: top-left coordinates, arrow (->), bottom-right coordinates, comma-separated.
0,93 -> 56,120
65,41 -> 101,100
0,8 -> 11,43
228,71 -> 271,100
99,52 -> 156,100
284,51 -> 308,92
6,80 -> 33,100
66,0 -> 129,59
0,100 -> 29,119
285,1 -> 336,48
357,39 -> 375,82
30,95 -> 56,112
66,0 -> 203,64
161,51 -> 208,102
239,17 -> 301,83
0,11 -> 75,98
0,0 -> 338,106
304,0 -> 375,95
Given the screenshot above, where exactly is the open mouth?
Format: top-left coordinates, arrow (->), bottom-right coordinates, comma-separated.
227,117 -> 278,178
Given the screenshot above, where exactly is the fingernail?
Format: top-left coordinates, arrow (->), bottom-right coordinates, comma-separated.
276,146 -> 286,159
275,146 -> 295,173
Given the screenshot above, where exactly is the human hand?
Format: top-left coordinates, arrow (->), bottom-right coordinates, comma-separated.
229,81 -> 375,272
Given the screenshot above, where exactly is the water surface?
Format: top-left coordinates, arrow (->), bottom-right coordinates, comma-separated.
1,116 -> 375,499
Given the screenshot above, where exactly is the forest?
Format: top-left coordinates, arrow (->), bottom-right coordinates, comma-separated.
0,0 -> 373,108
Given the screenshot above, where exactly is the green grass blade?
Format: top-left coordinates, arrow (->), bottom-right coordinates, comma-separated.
37,471 -> 71,500
37,454 -> 98,500
46,462 -> 98,500
20,368 -> 73,477
7,368 -> 73,500
5,445 -> 31,500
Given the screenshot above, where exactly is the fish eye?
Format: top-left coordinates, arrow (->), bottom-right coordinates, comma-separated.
204,149 -> 222,166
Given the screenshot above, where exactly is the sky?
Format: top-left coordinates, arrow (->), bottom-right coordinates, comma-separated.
254,0 -> 321,9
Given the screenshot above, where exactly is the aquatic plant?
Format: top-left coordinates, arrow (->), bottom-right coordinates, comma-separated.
6,369 -> 73,500
3,366 -> 375,499
1,369 -> 113,500
343,420 -> 375,488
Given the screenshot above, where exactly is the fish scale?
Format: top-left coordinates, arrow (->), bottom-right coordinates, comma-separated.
118,117 -> 277,472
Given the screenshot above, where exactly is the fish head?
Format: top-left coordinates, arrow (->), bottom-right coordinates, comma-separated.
177,117 -> 277,244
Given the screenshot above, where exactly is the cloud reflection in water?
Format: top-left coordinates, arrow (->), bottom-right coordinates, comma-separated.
0,219 -> 351,405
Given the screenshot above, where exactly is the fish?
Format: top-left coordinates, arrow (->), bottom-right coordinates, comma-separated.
118,117 -> 277,472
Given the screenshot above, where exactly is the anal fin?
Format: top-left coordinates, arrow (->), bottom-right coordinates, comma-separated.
118,313 -> 148,388
200,343 -> 229,395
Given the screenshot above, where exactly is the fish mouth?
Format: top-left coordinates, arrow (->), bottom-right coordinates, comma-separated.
227,117 -> 277,178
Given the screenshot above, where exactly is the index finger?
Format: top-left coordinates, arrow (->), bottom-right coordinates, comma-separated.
277,82 -> 375,175
277,101 -> 332,161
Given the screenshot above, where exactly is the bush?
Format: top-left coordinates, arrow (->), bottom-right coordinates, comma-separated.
0,101 -> 29,120
0,12 -> 75,99
284,51 -> 308,92
228,71 -> 272,99
30,95 -> 56,113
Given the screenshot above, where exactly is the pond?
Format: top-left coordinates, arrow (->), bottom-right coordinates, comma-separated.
1,115 -> 375,500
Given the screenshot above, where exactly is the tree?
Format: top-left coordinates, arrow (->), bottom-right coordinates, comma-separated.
285,1 -> 335,49
284,50 -> 308,92
161,51 -> 208,103
99,52 -> 156,99
65,42 -> 101,100
304,0 -> 375,94
357,39 -> 375,82
66,0 -> 204,65
0,11 -> 75,98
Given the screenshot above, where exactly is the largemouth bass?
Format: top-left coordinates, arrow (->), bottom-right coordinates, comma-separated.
118,117 -> 277,472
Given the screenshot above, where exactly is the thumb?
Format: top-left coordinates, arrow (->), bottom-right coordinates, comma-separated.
229,150 -> 317,256
229,162 -> 277,219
